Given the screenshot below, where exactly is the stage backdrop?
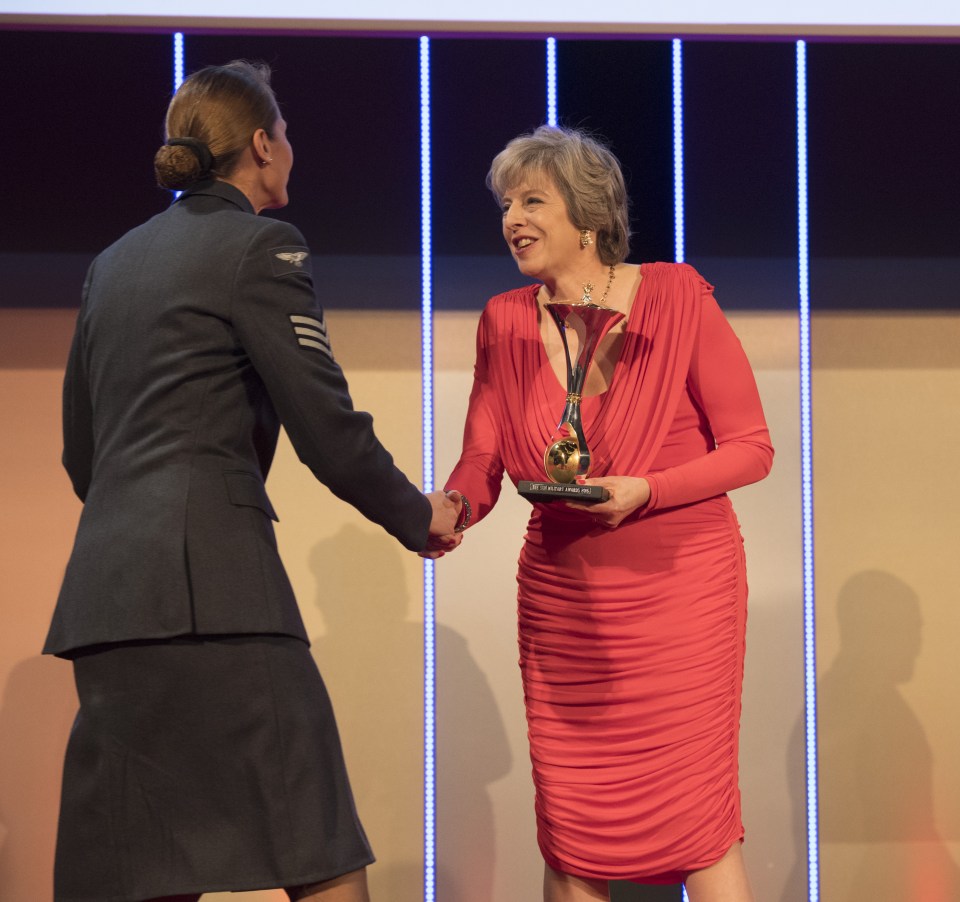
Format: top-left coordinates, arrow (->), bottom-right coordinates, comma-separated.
1,24 -> 958,902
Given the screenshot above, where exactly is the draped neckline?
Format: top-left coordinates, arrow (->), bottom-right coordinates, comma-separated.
486,261 -> 701,485
534,264 -> 647,404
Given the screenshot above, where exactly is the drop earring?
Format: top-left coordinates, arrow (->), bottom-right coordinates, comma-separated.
579,229 -> 593,249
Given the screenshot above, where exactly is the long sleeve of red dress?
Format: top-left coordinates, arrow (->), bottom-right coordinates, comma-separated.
444,370 -> 505,525
642,291 -> 773,512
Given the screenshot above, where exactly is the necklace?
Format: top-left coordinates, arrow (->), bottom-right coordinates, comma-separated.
580,264 -> 616,305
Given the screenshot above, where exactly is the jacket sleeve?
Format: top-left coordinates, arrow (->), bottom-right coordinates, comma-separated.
61,263 -> 97,502
644,289 -> 774,512
230,219 -> 431,552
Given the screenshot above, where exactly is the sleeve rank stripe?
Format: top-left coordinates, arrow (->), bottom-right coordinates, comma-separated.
297,337 -> 333,357
294,325 -> 330,346
289,314 -> 326,334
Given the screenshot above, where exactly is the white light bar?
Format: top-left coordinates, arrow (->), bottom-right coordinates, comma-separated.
795,39 -> 820,902
546,37 -> 558,126
418,33 -> 438,902
672,39 -> 685,265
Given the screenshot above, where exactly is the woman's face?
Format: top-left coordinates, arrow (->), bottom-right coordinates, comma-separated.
260,116 -> 294,210
500,174 -> 582,284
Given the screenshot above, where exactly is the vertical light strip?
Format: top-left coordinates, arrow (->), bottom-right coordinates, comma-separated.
546,37 -> 558,126
418,34 -> 437,902
795,39 -> 820,902
672,39 -> 685,264
674,38 -> 690,902
173,31 -> 184,89
171,33 -> 185,200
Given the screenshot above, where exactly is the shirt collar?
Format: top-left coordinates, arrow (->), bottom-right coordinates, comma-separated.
177,178 -> 255,215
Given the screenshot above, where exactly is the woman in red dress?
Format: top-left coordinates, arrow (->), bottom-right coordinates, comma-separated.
432,126 -> 773,901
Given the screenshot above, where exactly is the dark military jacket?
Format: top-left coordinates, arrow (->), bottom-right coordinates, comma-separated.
45,180 -> 430,655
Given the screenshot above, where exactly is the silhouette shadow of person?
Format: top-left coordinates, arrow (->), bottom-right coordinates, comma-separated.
816,569 -> 960,900
306,524 -> 423,901
305,524 -> 510,902
434,618 -> 512,902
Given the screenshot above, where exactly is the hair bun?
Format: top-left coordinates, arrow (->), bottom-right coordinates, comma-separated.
154,137 -> 214,191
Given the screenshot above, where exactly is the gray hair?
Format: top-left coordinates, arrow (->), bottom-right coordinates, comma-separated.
487,125 -> 631,265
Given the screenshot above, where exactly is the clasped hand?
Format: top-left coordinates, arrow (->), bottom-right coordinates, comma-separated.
421,490 -> 466,559
564,475 -> 651,528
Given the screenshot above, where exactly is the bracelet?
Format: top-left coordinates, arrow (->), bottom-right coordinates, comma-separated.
450,492 -> 472,533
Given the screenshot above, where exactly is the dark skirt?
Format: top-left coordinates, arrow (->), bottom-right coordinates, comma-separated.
54,635 -> 374,902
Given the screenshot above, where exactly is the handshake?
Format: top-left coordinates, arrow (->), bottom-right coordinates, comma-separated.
421,489 -> 468,559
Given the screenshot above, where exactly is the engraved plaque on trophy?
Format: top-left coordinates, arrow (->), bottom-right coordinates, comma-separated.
518,300 -> 625,504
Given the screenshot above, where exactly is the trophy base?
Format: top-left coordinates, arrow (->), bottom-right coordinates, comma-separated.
517,480 -> 610,503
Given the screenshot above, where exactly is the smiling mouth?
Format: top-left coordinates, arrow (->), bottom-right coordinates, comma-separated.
515,237 -> 535,250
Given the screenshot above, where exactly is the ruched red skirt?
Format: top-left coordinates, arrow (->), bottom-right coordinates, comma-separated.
517,496 -> 747,884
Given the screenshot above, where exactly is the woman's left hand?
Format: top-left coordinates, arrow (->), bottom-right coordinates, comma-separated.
564,475 -> 651,529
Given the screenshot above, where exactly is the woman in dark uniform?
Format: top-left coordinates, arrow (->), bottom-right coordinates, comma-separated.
45,60 -> 460,902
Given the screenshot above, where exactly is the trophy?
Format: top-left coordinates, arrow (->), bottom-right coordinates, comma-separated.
518,290 -> 624,504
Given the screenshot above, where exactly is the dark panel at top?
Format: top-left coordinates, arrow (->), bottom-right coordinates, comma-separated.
184,34 -> 421,256
430,38 -> 548,308
5,31 -> 956,311
808,42 -> 960,259
808,42 -> 960,309
430,38 -> 548,257
555,39 -> 675,265
683,41 -> 797,259
1,29 -> 173,253
682,41 -> 798,311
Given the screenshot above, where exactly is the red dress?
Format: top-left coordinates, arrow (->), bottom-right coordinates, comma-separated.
445,262 -> 774,884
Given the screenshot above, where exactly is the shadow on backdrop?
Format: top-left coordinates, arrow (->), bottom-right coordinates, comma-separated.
307,524 -> 424,901
434,619 -> 511,901
306,526 -> 510,901
815,569 -> 960,900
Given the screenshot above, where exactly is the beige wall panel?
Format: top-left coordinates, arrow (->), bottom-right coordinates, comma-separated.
433,307 -> 542,900
1,303 -> 808,902
221,310 -> 428,902
434,309 -> 805,901
0,310 -> 81,902
731,314 -> 806,902
0,309 -> 427,902
813,313 -> 960,901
